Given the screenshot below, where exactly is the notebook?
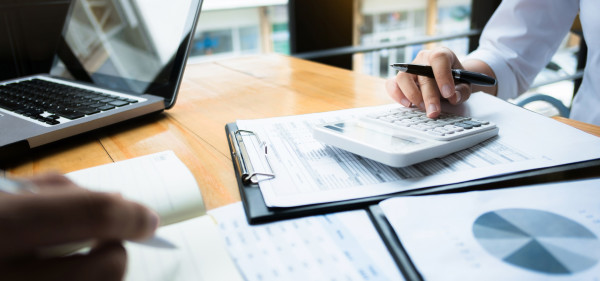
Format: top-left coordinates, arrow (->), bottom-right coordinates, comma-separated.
0,0 -> 203,160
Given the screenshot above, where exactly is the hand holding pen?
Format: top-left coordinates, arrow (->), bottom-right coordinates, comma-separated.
0,173 -> 160,281
385,47 -> 498,118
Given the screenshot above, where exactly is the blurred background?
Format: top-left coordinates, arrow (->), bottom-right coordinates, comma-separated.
190,0 -> 584,117
1,0 -> 585,117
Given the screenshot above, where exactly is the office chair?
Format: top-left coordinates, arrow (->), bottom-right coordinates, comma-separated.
514,92 -> 571,117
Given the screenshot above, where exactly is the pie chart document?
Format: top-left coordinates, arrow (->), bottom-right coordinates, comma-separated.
379,178 -> 600,281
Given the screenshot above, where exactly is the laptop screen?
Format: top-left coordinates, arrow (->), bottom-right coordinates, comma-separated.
50,0 -> 203,109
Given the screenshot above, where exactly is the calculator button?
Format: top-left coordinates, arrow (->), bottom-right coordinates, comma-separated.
412,124 -> 429,131
471,119 -> 489,125
455,122 -> 474,129
427,130 -> 445,136
393,121 -> 411,127
464,120 -> 482,127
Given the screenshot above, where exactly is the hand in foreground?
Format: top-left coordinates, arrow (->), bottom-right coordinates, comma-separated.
386,47 -> 472,118
0,173 -> 159,281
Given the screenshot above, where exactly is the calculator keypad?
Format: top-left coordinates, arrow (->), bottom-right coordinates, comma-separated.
362,107 -> 496,141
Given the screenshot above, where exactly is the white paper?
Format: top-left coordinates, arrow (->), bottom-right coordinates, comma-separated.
125,215 -> 243,281
379,178 -> 600,281
236,93 -> 600,207
209,202 -> 404,281
66,150 -> 205,225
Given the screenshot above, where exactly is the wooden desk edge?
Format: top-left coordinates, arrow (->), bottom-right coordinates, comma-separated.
553,116 -> 600,137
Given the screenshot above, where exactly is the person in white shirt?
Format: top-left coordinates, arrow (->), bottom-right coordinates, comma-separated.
386,0 -> 599,125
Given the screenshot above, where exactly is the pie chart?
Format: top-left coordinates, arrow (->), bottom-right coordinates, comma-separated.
473,208 -> 600,274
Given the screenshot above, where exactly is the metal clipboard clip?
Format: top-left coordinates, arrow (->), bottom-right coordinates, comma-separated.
232,130 -> 275,185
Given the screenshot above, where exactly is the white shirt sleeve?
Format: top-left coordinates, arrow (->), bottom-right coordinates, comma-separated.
466,0 -> 579,100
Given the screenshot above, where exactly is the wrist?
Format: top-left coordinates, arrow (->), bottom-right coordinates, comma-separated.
463,59 -> 497,96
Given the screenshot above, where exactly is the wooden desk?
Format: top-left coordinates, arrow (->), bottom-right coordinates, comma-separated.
6,54 -> 600,210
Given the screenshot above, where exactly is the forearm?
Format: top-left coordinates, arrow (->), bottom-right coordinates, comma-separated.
465,0 -> 578,100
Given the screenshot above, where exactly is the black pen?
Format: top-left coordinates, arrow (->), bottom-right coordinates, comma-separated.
391,63 -> 497,86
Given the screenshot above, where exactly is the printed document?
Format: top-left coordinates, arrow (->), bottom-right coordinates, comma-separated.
236,93 -> 600,207
379,178 -> 600,280
210,202 -> 404,281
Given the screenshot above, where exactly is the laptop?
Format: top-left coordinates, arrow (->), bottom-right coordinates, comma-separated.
0,0 -> 203,160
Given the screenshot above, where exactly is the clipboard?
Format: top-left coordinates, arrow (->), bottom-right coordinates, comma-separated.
226,122 -> 600,225
367,204 -> 423,281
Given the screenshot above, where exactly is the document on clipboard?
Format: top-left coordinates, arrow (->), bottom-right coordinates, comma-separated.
225,93 -> 600,223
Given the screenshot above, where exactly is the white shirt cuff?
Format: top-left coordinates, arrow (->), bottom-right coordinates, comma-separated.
466,49 -> 518,100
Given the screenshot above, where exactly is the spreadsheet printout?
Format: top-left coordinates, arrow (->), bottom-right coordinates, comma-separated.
210,202 -> 404,281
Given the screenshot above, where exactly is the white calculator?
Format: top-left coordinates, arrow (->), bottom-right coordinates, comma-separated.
313,107 -> 499,167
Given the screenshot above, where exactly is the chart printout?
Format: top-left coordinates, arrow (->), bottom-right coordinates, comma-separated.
379,178 -> 600,280
237,93 -> 600,207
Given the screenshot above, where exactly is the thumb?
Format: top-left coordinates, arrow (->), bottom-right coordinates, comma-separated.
450,83 -> 472,105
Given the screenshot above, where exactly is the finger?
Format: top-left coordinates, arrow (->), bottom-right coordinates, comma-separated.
0,192 -> 158,258
428,48 -> 457,100
385,78 -> 411,107
451,83 -> 472,105
417,75 -> 442,118
395,72 -> 423,108
3,242 -> 127,281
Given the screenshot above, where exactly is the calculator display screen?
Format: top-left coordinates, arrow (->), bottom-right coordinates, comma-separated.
324,122 -> 427,151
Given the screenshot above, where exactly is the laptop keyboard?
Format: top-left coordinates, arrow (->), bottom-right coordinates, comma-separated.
0,79 -> 138,125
